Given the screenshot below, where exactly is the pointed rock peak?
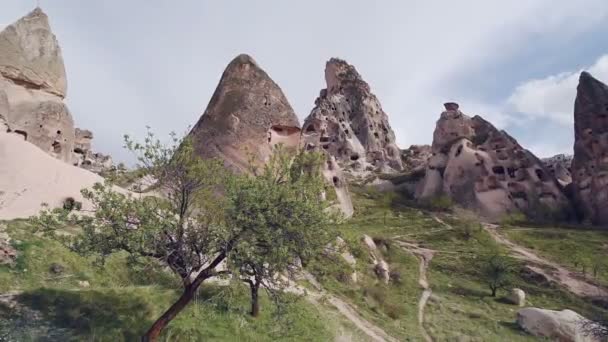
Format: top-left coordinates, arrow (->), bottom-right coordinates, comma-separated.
577,71 -> 608,94
0,7 -> 67,97
324,58 -> 369,92
189,54 -> 299,172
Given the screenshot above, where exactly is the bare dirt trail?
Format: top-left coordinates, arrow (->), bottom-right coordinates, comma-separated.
482,223 -> 608,298
395,240 -> 436,342
286,273 -> 398,342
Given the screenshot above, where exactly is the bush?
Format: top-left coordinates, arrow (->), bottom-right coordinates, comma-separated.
62,197 -> 82,211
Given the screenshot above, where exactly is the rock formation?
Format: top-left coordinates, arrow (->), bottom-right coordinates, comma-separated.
543,154 -> 573,187
416,103 -> 571,220
301,58 -> 403,175
517,308 -> 602,342
189,54 -> 353,217
72,128 -> 114,173
572,72 -> 608,225
0,8 -> 75,163
189,54 -> 301,172
401,144 -> 432,173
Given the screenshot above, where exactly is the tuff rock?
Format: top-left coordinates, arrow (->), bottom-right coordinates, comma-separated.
416,103 -> 571,220
189,54 -> 353,217
543,154 -> 573,187
517,308 -> 602,342
189,54 -> 301,172
572,72 -> 608,225
0,8 -> 75,163
301,58 -> 403,175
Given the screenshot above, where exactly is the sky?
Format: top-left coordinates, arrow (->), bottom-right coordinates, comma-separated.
2,1 -> 608,163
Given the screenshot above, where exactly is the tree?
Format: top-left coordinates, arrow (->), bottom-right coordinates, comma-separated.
482,254 -> 513,297
226,147 -> 334,317
35,131 -> 235,341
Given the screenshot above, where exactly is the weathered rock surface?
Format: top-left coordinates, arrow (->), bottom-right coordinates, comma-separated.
402,144 -> 432,173
507,288 -> 526,307
0,8 -> 75,163
416,103 -> 571,221
189,54 -> 301,172
543,154 -> 573,187
301,58 -> 402,175
72,128 -> 114,173
517,308 -> 602,342
572,72 -> 608,225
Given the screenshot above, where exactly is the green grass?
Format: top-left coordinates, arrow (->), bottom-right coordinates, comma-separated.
503,225 -> 608,286
309,186 -> 608,341
0,220 -> 335,341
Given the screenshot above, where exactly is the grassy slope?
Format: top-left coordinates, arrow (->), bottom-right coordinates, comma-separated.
0,220 -> 334,341
2,187 -> 608,341
309,186 -> 608,341
503,225 -> 608,286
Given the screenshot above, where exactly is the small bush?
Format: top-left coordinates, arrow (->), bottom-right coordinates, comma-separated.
62,197 -> 82,211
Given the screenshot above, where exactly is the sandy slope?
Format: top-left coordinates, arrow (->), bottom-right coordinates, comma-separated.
0,131 -> 107,220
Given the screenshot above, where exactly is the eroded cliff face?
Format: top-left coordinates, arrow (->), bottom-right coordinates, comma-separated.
417,103 -> 571,221
301,58 -> 402,176
189,54 -> 353,217
572,72 -> 608,225
189,54 -> 301,172
0,8 -> 74,163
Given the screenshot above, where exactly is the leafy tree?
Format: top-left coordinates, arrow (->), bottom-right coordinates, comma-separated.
481,254 -> 513,297
227,148 -> 334,317
35,131 -> 232,341
33,131 -> 335,340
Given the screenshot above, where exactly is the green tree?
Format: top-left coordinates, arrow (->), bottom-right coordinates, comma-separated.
35,131 -> 232,341
482,254 -> 513,297
227,148 -> 334,317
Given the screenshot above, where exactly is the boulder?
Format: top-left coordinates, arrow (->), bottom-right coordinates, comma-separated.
517,308 -> 602,342
301,58 -> 402,175
374,259 -> 390,284
416,103 -> 571,221
572,72 -> 608,226
0,8 -> 75,163
507,288 -> 526,306
189,54 -> 301,172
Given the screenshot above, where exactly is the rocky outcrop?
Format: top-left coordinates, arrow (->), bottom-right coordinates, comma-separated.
0,8 -> 75,163
189,54 -> 352,217
72,128 -> 113,173
543,154 -> 573,187
402,145 -> 432,173
417,103 -> 571,221
507,288 -> 526,307
572,72 -> 608,225
301,58 -> 402,175
517,308 -> 602,342
189,54 -> 301,172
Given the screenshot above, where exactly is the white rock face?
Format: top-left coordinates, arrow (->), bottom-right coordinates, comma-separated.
517,308 -> 602,342
507,288 -> 526,307
0,8 -> 75,163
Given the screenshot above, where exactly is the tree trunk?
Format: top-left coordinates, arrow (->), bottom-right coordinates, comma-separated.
141,286 -> 196,341
250,281 -> 260,317
491,286 -> 497,297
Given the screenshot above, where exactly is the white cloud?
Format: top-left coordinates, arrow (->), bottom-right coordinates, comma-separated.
507,55 -> 608,125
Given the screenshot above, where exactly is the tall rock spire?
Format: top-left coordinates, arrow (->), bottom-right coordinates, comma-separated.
189,54 -> 301,172
0,7 -> 74,163
0,7 -> 67,98
572,71 -> 608,225
301,58 -> 403,175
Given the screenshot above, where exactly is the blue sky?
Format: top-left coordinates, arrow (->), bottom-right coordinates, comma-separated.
2,1 -> 608,162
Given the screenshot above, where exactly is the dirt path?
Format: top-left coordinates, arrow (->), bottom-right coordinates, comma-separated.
482,223 -> 608,298
395,241 -> 435,342
288,273 -> 398,342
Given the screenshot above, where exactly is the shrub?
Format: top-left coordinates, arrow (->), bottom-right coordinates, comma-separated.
62,197 -> 82,211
